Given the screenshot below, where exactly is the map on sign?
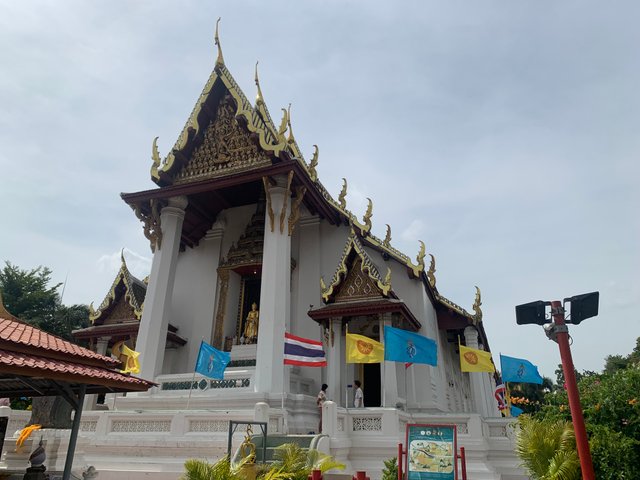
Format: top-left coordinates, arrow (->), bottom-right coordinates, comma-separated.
406,424 -> 457,480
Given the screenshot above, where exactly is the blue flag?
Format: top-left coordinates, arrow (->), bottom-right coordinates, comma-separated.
195,341 -> 230,380
510,405 -> 524,417
500,354 -> 543,384
383,326 -> 437,366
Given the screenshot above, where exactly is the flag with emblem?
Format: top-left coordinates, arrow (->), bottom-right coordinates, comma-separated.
346,333 -> 384,363
459,344 -> 495,372
500,354 -> 543,384
383,326 -> 437,366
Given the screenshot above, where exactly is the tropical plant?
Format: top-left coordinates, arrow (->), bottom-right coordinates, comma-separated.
182,456 -> 243,480
515,415 -> 580,480
381,457 -> 398,480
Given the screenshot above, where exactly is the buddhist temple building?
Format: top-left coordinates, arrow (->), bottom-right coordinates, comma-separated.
38,22 -> 525,479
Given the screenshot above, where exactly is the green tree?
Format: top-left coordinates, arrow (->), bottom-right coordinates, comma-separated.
381,457 -> 398,480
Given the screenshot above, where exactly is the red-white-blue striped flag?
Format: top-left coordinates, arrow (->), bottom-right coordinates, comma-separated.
284,332 -> 327,367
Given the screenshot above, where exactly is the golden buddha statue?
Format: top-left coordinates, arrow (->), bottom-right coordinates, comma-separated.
243,302 -> 259,344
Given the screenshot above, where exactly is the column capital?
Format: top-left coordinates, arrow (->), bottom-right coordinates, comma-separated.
464,325 -> 479,348
162,196 -> 189,219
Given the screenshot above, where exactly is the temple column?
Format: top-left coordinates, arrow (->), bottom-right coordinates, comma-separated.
381,315 -> 399,407
136,196 -> 188,381
255,176 -> 291,394
326,319 -> 343,406
185,218 -> 225,367
83,337 -> 110,410
464,326 -> 491,417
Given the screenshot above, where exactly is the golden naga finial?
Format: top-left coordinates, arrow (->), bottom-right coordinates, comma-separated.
427,254 -> 436,287
120,248 -> 126,265
383,224 -> 392,246
338,178 -> 348,209
88,301 -> 99,324
416,240 -> 426,268
362,198 -> 373,231
151,136 -> 161,175
214,17 -> 224,66
383,267 -> 392,287
308,145 -> 319,181
254,61 -> 265,105
320,276 -> 327,294
287,103 -> 295,144
277,108 -> 288,142
473,286 -> 483,322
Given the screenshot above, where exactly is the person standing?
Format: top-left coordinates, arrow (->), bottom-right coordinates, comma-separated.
316,384 -> 328,433
353,380 -> 364,408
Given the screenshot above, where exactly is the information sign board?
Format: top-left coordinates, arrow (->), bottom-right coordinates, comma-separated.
405,423 -> 457,480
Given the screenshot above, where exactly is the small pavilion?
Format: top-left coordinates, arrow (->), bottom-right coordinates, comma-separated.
0,297 -> 154,479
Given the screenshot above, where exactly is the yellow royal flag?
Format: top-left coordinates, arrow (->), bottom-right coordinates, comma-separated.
459,344 -> 495,373
121,344 -> 141,374
346,333 -> 384,364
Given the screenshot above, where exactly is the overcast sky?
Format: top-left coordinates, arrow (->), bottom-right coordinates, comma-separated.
1,1 -> 638,378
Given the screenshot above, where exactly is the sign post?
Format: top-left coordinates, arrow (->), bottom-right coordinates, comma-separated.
405,424 -> 458,480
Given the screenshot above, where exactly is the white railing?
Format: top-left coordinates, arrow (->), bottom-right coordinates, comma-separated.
154,370 -> 253,394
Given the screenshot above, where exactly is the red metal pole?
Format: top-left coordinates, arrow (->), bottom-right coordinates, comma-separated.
397,443 -> 403,480
459,447 -> 467,480
309,470 -> 322,480
551,300 -> 595,480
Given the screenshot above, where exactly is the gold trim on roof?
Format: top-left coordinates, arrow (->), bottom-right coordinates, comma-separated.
338,179 -> 348,210
383,224 -> 391,247
214,17 -> 224,67
427,254 -> 436,288
90,251 -> 145,324
473,286 -> 482,323
321,231 -> 392,303
307,145 -> 319,181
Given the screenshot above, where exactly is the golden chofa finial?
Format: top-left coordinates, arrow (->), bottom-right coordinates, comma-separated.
120,248 -> 126,265
151,136 -> 161,176
308,145 -> 319,181
320,276 -> 327,295
473,286 -> 483,322
214,17 -> 224,67
287,104 -> 295,144
277,108 -> 288,142
362,198 -> 373,231
416,240 -> 426,268
338,178 -> 348,209
254,61 -> 264,105
427,254 -> 436,287
383,224 -> 391,246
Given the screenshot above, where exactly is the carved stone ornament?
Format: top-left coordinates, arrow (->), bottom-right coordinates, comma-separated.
174,93 -> 271,184
262,177 -> 275,233
279,171 -> 294,234
288,185 -> 307,236
132,198 -> 164,252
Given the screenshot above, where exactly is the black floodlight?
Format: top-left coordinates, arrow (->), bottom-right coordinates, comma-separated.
566,291 -> 599,324
515,300 -> 550,325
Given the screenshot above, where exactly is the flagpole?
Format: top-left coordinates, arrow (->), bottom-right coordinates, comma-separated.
186,370 -> 197,410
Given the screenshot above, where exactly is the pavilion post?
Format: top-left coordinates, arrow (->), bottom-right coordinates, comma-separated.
62,384 -> 86,480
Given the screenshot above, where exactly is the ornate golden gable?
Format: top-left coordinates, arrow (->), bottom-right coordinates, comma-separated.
321,232 -> 392,304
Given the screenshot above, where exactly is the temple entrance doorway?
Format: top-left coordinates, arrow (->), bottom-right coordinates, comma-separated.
237,275 -> 261,344
362,363 -> 381,407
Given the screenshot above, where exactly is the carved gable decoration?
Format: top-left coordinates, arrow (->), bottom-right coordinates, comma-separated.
334,257 -> 383,303
322,232 -> 392,304
174,94 -> 272,184
101,293 -> 139,326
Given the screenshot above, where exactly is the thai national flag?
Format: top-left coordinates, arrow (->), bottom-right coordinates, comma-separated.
284,332 -> 327,367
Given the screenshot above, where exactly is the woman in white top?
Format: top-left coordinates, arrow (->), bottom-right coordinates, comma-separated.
353,380 -> 364,408
316,384 -> 328,433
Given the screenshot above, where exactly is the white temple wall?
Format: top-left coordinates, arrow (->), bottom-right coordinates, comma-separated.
219,205 -> 255,256
318,222 -> 351,282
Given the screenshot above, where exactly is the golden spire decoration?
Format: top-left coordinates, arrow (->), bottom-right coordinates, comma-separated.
120,248 -> 126,265
320,276 -> 327,294
427,254 -> 436,287
416,240 -> 426,269
151,136 -> 161,176
214,17 -> 224,67
287,104 -> 295,144
362,198 -> 373,230
254,61 -> 265,105
473,286 -> 483,322
277,108 -> 288,142
308,145 -> 319,181
338,178 -> 347,209
383,224 -> 391,246
383,267 -> 392,287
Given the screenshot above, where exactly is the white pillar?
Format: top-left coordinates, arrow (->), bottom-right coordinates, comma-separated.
136,196 -> 188,381
185,219 -> 226,368
84,337 -> 110,410
322,401 -> 338,436
381,316 -> 399,407
255,177 -> 291,394
326,319 -> 343,406
464,326 -> 491,417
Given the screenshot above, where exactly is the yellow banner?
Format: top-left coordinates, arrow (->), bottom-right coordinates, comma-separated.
346,333 -> 384,364
121,343 -> 141,374
459,344 -> 495,372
